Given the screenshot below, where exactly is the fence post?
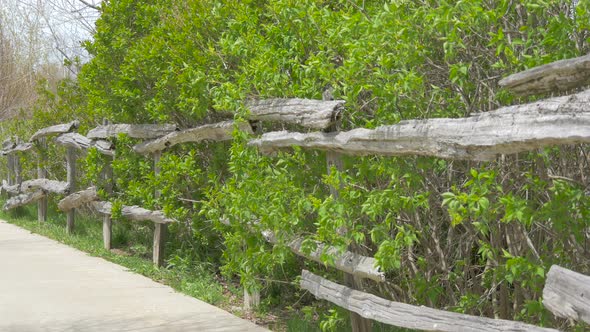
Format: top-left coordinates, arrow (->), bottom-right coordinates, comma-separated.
152,151 -> 167,267
102,120 -> 114,250
7,153 -> 14,186
37,138 -> 48,222
323,91 -> 372,332
244,121 -> 263,311
14,138 -> 22,186
66,146 -> 76,233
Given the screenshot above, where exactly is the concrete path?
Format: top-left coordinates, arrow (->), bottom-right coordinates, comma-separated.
0,220 -> 270,332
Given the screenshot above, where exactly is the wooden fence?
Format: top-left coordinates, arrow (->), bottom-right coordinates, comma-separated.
2,54 -> 590,331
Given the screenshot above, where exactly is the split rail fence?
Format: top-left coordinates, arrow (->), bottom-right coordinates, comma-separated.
2,54 -> 590,331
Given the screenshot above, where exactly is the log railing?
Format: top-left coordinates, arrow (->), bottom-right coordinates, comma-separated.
2,52 -> 590,331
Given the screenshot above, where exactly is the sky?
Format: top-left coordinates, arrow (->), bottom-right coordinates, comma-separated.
1,0 -> 102,69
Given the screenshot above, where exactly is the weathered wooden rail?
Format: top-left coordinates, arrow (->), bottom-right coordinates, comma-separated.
499,53 -> 590,96
301,270 -> 558,332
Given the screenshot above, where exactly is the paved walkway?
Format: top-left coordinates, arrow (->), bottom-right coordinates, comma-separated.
0,220 -> 270,332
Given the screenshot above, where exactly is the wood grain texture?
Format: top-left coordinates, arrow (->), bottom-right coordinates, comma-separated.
66,147 -> 76,234
21,179 -> 69,194
153,223 -> 168,266
57,187 -> 99,212
219,218 -> 383,281
92,201 -> 174,224
0,142 -> 33,155
261,230 -> 384,282
55,133 -> 114,156
133,121 -> 252,154
29,121 -> 79,142
499,54 -> 590,96
250,89 -> 590,161
301,270 -> 558,332
37,139 -> 48,223
1,180 -> 20,195
543,265 -> 590,324
87,124 -> 178,139
3,191 -> 45,211
247,98 -> 344,129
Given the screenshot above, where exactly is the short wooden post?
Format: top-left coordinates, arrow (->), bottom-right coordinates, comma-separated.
6,153 -> 14,186
37,138 -> 48,222
244,121 -> 262,311
244,288 -> 260,311
102,160 -> 113,250
14,138 -> 22,187
324,90 -> 371,332
101,118 -> 114,250
66,146 -> 76,233
152,151 -> 167,267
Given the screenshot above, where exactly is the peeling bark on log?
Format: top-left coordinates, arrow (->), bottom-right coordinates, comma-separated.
250,89 -> 590,161
133,121 -> 253,154
37,139 -> 48,223
55,133 -> 114,156
301,270 -> 557,332
543,265 -> 590,324
3,191 -> 45,211
0,142 -> 33,155
213,215 -> 386,282
247,98 -> 344,130
499,54 -> 590,96
2,138 -> 13,150
92,201 -> 174,224
57,187 -> 98,212
21,179 -> 69,195
220,217 -> 383,282
1,180 -> 20,195
264,230 -> 384,282
29,121 -> 79,142
87,124 -> 178,139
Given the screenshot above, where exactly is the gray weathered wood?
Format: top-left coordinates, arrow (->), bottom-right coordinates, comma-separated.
66,147 -> 76,234
250,89 -> 590,161
6,154 -> 14,186
301,270 -> 558,332
0,142 -> 33,155
543,265 -> 590,324
153,223 -> 167,267
57,187 -> 98,212
152,151 -> 166,267
103,162 -> 113,250
103,214 -> 112,250
243,288 -> 260,311
87,124 -> 178,139
21,179 -> 69,194
14,152 -> 21,186
55,133 -> 114,156
2,138 -> 13,150
133,121 -> 252,155
247,98 -> 344,130
37,138 -> 47,223
323,89 -> 371,332
220,217 -> 384,282
261,229 -> 384,282
29,121 -> 79,142
92,201 -> 174,224
1,180 -> 20,195
499,54 -> 590,96
3,191 -> 45,211
101,121 -> 114,250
